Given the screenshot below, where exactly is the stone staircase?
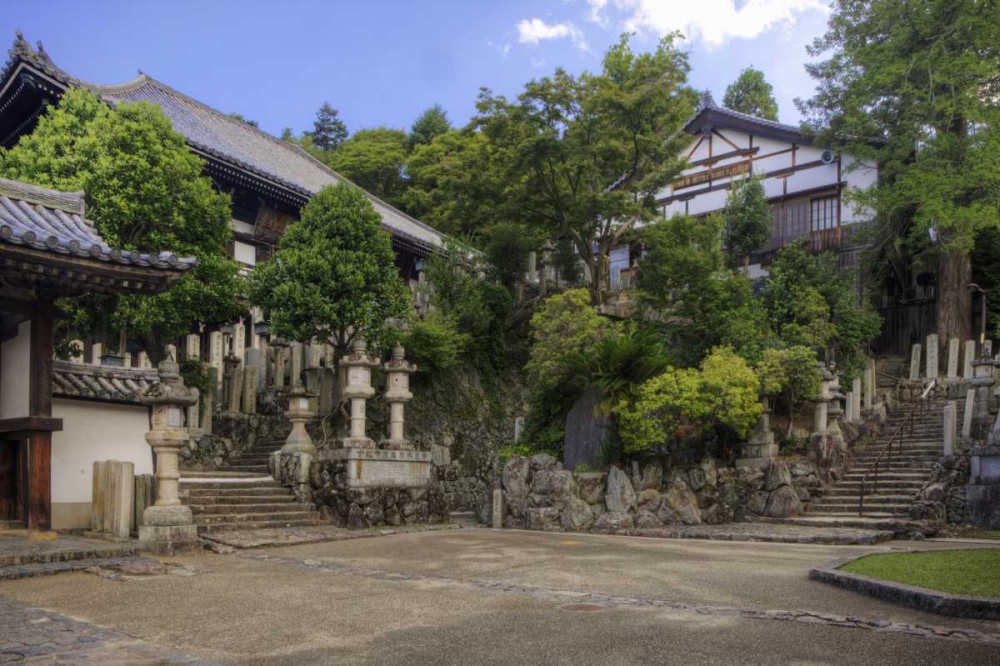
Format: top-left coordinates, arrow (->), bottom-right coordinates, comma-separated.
807,399 -> 958,519
180,436 -> 324,534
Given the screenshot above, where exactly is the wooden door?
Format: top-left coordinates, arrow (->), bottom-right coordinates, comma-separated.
0,440 -> 19,522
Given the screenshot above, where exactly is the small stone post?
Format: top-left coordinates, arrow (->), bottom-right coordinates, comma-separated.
382,343 -> 417,450
947,338 -> 960,380
340,338 -> 379,448
809,367 -> 835,479
909,343 -> 922,381
232,319 -> 246,367
184,334 -> 201,430
243,365 -> 258,414
209,331 -> 224,402
223,355 -> 241,413
201,367 -> 216,435
926,333 -> 939,380
138,359 -> 200,554
271,338 -> 289,388
492,480 -> 504,529
943,401 -> 957,456
845,391 -> 854,424
970,359 -> 996,438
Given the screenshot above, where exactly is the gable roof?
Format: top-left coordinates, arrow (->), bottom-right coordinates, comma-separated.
2,34 -> 445,252
683,91 -> 809,145
0,177 -> 196,273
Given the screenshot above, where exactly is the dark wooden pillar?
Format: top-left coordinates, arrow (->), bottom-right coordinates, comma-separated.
26,299 -> 54,530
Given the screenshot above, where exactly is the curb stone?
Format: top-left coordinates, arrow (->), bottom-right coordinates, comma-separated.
809,550 -> 1000,621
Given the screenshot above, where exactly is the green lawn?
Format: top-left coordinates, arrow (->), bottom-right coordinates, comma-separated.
840,549 -> 1000,598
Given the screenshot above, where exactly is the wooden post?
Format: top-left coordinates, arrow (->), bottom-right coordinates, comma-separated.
27,301 -> 54,531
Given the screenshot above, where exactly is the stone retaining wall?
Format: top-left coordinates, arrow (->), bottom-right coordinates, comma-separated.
500,453 -> 827,532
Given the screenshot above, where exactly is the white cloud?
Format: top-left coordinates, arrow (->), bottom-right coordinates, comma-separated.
587,0 -> 828,48
517,18 -> 588,51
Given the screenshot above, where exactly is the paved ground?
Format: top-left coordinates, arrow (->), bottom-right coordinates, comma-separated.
1,529 -> 999,664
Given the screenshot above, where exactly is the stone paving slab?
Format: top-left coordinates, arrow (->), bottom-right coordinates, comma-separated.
0,593 -> 211,663
200,521 -> 468,549
0,534 -> 137,568
596,522 -> 895,545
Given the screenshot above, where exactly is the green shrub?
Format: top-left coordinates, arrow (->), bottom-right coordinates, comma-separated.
498,443 -> 536,468
402,315 -> 470,373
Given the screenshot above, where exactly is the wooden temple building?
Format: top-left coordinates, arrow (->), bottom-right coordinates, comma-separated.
0,33 -> 445,358
0,178 -> 194,530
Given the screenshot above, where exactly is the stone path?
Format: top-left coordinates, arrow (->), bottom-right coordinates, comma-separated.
0,534 -> 136,568
0,593 -> 210,663
201,521 -> 467,549
236,549 -> 1000,646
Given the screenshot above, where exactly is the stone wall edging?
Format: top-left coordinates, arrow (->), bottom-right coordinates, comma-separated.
808,551 -> 1000,621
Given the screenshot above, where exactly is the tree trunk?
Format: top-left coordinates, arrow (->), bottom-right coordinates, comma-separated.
785,390 -> 795,442
935,250 -> 972,347
743,253 -> 750,277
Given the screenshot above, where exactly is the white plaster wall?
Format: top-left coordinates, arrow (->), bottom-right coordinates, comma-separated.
0,320 -> 30,419
51,398 -> 152,505
233,240 -> 257,266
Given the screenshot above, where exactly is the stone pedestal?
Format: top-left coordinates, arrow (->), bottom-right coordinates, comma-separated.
738,399 -> 777,468
138,360 -> 200,555
318,447 -> 432,488
339,338 -> 379,449
381,343 -> 416,450
971,360 -> 996,439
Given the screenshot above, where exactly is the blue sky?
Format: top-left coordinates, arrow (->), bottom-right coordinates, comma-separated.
7,0 -> 832,139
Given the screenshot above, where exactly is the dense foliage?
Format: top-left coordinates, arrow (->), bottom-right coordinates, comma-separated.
722,174 -> 771,275
408,104 -> 452,148
328,128 -> 411,207
722,66 -> 779,120
0,88 -> 241,362
799,0 -> 1000,343
248,184 -> 409,355
307,102 -> 349,152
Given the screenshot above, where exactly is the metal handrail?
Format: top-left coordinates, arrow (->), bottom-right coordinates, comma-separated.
858,380 -> 936,516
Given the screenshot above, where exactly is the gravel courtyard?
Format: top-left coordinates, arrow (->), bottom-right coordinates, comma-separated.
1,530 -> 998,664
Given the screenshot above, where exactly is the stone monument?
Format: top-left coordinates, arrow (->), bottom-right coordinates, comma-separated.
138,359 -> 200,554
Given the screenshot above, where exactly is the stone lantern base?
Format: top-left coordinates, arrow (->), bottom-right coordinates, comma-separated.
138,505 -> 199,555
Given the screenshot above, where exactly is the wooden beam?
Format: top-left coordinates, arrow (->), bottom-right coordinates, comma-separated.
0,416 -> 62,435
26,431 -> 50,531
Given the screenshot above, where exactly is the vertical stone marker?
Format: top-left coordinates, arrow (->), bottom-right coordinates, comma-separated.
290,342 -> 304,388
209,331 -> 224,402
943,401 -> 957,456
909,344 -> 922,381
243,365 -> 257,414
201,367 -> 216,435
851,378 -> 862,423
926,334 -> 939,380
492,481 -> 504,529
963,389 -> 976,440
184,335 -> 200,430
271,338 -> 288,388
232,319 -> 246,367
964,340 -> 976,379
845,392 -> 854,423
864,358 -> 875,411
947,338 -> 960,379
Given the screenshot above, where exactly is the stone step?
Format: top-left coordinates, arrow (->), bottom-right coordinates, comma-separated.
228,455 -> 272,464
184,486 -> 289,498
810,504 -> 907,514
193,510 -> 321,525
0,556 -> 152,581
180,480 -> 281,492
841,470 -> 929,479
189,502 -> 315,515
827,483 -> 924,494
813,494 -> 914,505
185,495 -> 296,506
796,511 -> 898,520
196,518 -> 325,534
181,471 -> 271,479
221,465 -> 270,474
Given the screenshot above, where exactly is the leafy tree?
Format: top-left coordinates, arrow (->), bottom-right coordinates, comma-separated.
280,127 -> 295,141
227,112 -> 258,127
722,174 -> 771,275
328,128 -> 410,206
475,33 -> 695,303
525,289 -> 610,390
799,0 -> 1000,345
404,130 -> 504,235
248,184 -> 409,357
0,88 -> 241,362
755,346 -> 822,440
307,102 -> 349,152
723,66 -> 779,120
409,104 -> 451,148
763,244 -> 880,376
483,223 -> 539,295
699,346 -> 764,438
637,215 -> 772,365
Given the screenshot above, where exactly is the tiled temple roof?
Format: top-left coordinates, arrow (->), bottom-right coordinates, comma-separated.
684,92 -> 807,143
0,178 -> 197,271
4,34 -> 445,252
52,360 -> 159,404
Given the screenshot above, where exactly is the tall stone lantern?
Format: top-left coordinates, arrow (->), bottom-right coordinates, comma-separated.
340,337 -> 380,448
139,358 -> 200,554
382,343 -> 417,450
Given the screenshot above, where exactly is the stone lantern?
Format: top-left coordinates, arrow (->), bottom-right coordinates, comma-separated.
281,386 -> 317,456
382,343 -> 417,450
138,358 -> 200,554
340,338 -> 380,448
808,365 -> 836,479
